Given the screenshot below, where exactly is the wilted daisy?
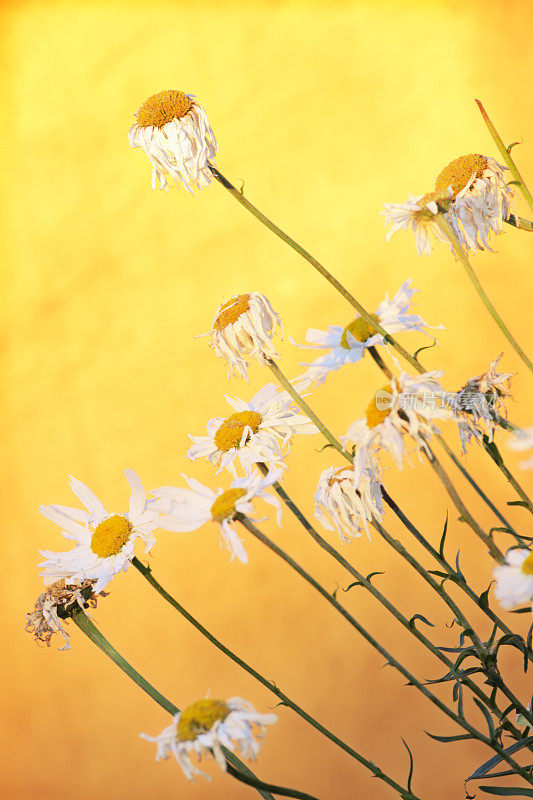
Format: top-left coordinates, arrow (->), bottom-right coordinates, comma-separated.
25,578 -> 101,651
38,470 -> 160,593
508,427 -> 533,470
140,697 -> 277,781
314,461 -> 383,543
344,370 -> 452,470
187,382 -> 318,476
383,154 -> 513,255
294,280 -> 443,386
204,293 -> 283,380
494,549 -> 533,611
453,354 -> 513,453
153,468 -> 282,564
129,89 -> 217,193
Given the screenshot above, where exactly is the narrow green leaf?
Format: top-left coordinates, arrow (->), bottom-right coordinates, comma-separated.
478,787 -> 533,796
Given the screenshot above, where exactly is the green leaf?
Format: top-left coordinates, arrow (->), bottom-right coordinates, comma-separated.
439,513 -> 449,560
413,338 -> 437,360
479,788 -> 533,796
408,614 -> 435,630
467,738 -> 533,780
402,739 -> 414,793
508,500 -> 530,508
479,583 -> 494,611
507,141 -> 522,153
425,731 -> 475,743
473,697 -> 496,738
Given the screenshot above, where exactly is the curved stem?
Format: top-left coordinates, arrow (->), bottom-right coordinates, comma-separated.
435,214 -> 533,375
210,164 -> 424,375
71,609 -> 276,800
130,559 -> 414,797
238,516 -> 533,784
475,100 -> 533,213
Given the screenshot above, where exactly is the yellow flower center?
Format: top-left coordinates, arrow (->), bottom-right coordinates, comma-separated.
214,411 -> 262,452
176,699 -> 230,742
90,515 -> 133,558
136,90 -> 193,128
210,488 -> 247,522
521,552 -> 533,576
366,384 -> 393,429
435,154 -> 488,198
214,294 -> 251,331
340,314 -> 380,348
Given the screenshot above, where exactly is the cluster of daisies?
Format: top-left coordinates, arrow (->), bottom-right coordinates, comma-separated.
27,88 -> 533,784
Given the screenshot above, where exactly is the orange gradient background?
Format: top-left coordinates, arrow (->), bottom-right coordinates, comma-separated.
4,1 -> 533,798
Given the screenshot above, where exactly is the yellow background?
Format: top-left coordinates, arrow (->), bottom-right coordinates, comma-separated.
4,1 -> 533,798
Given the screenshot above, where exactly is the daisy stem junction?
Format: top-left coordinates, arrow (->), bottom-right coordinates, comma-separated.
435,214 -> 533,376
475,100 -> 533,214
71,608 -> 278,800
258,464 -> 532,734
129,558 -> 414,797
237,515 -> 533,783
209,165 -> 424,374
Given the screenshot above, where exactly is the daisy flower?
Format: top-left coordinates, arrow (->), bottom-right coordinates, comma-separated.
25,578 -> 101,651
153,468 -> 283,564
294,280 -> 443,386
140,697 -> 276,781
343,369 -> 453,471
204,292 -> 283,380
508,427 -> 533,470
383,154 -> 514,256
494,549 -> 533,611
38,470 -> 160,594
129,89 -> 217,193
453,354 -> 513,453
187,382 -> 318,476
314,461 -> 383,543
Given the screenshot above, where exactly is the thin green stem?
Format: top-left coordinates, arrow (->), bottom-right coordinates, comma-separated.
475,100 -> 533,213
130,558 -> 414,798
261,466 -> 528,737
435,214 -> 533,375
210,164 -> 424,375
425,446 -> 504,562
505,214 -> 533,232
238,516 -> 533,784
483,439 -> 533,515
71,609 -> 276,800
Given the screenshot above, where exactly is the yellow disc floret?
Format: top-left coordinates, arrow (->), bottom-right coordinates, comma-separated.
435,154 -> 488,198
210,488 -> 247,522
214,294 -> 251,331
136,90 -> 193,128
214,411 -> 262,452
340,314 -> 380,348
91,515 -> 133,558
521,552 -> 533,576
366,384 -> 393,429
176,699 -> 230,742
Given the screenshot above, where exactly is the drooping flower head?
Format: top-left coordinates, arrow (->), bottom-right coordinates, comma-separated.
187,382 -> 318,476
314,460 -> 383,543
294,280 -> 443,386
129,90 -> 217,193
153,468 -> 282,564
344,369 -> 452,471
140,696 -> 277,781
38,470 -> 160,593
25,578 -> 102,651
494,549 -> 533,611
453,354 -> 513,453
383,154 -> 513,256
205,293 -> 283,380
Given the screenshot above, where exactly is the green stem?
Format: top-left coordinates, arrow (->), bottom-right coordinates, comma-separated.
71,609 -> 276,800
225,764 -> 323,800
425,446 -> 504,562
261,466 -> 527,737
435,214 -> 533,375
483,439 -> 533,515
210,164 -> 424,375
238,516 -> 533,784
130,558 -> 413,798
505,213 -> 533,232
475,99 -> 533,213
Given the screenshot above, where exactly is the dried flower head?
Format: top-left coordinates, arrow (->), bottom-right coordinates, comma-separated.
25,578 -> 101,651
140,696 -> 276,781
205,293 -> 283,380
314,461 -> 383,542
383,154 -> 513,255
129,89 -> 217,193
